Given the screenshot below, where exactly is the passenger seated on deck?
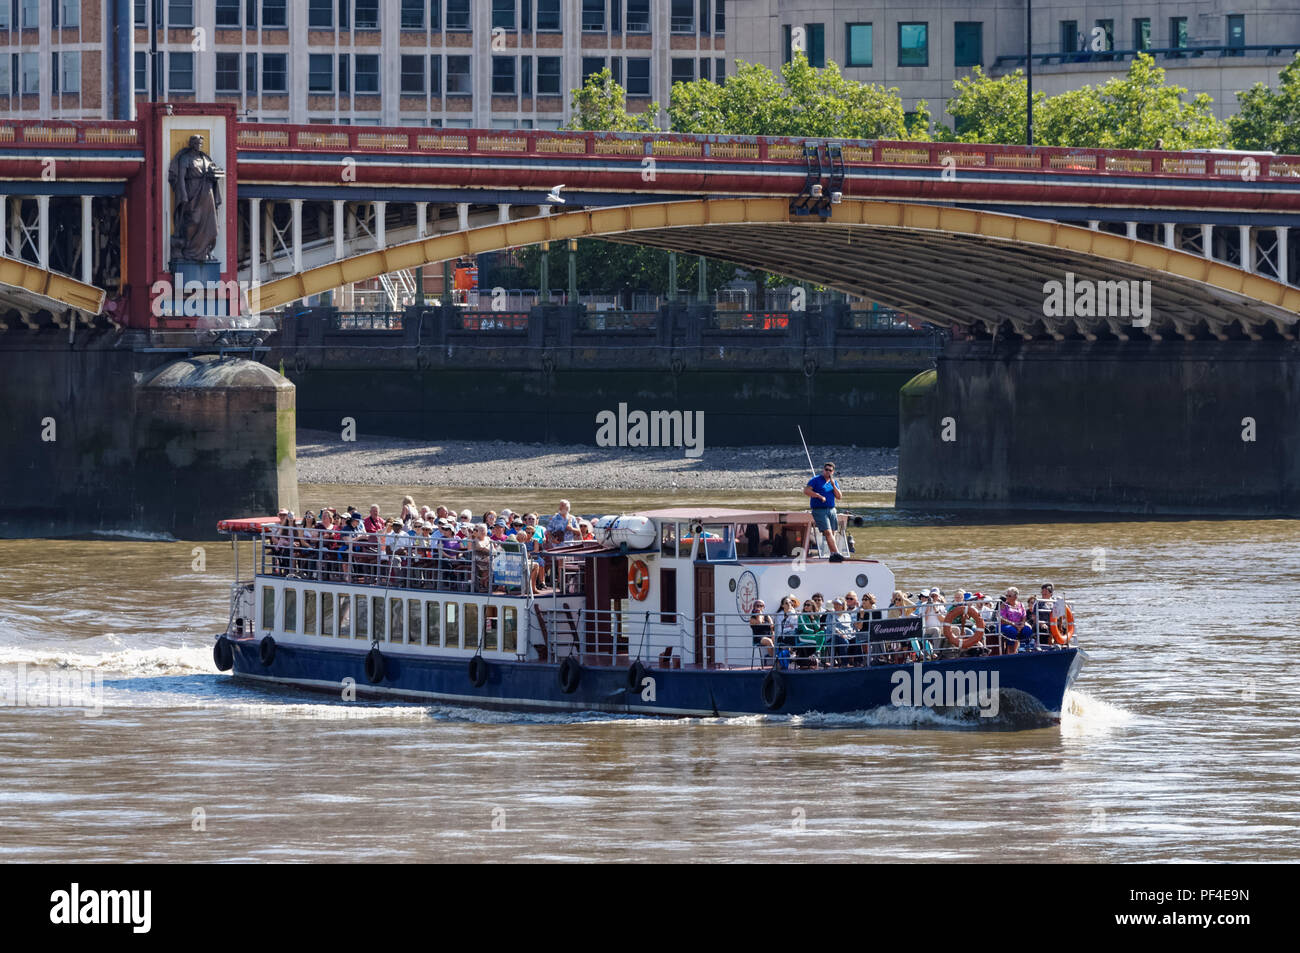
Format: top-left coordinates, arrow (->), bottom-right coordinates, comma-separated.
999,587 -> 1033,653
364,504 -> 385,535
776,596 -> 800,648
795,600 -> 825,668
548,500 -> 580,541
749,601 -> 775,659
829,598 -> 862,667
469,524 -> 493,593
1031,583 -> 1061,647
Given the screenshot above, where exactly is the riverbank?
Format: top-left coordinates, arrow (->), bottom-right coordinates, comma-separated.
296,429 -> 897,493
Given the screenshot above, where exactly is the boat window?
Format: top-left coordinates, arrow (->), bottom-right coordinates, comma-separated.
702,524 -> 736,561
503,606 -> 517,653
356,595 -> 369,638
261,586 -> 275,631
303,590 -> 317,635
426,601 -> 441,647
284,587 -> 298,633
407,599 -> 422,645
464,603 -> 479,650
321,592 -> 334,636
484,606 -> 498,651
338,594 -> 352,638
660,568 -> 677,623
372,596 -> 385,640
445,602 -> 459,648
660,521 -> 677,557
389,597 -> 403,643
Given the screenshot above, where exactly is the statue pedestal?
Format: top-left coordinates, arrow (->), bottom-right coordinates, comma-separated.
170,259 -> 221,285
161,259 -> 238,324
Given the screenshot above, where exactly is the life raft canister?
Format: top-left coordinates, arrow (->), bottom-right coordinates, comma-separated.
1050,606 -> 1076,645
942,605 -> 985,650
628,559 -> 651,601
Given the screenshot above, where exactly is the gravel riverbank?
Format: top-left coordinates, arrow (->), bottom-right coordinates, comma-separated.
297,429 -> 897,493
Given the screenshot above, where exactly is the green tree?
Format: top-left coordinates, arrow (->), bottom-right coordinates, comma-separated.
941,54 -> 1225,149
669,56 -> 930,139
1229,53 -> 1300,153
564,67 -> 660,132
513,241 -> 737,300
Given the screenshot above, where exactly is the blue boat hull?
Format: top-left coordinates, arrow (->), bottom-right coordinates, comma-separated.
225,639 -> 1083,726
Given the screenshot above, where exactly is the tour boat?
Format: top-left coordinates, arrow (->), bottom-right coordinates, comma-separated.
212,508 -> 1082,726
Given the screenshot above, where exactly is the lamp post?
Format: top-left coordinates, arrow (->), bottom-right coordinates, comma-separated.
1026,0 -> 1034,145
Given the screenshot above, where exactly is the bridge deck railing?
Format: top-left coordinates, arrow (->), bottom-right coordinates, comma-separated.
0,119 -> 141,148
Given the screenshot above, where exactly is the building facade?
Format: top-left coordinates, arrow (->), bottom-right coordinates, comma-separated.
728,1 -> 1300,122
0,0 -> 727,126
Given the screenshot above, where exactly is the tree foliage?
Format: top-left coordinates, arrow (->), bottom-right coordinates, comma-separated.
564,68 -> 660,132
941,55 -> 1226,149
510,241 -> 737,299
669,56 -> 930,139
1229,53 -> 1300,153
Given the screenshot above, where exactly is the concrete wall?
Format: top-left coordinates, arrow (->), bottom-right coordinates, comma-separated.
0,335 -> 297,540
898,339 -> 1300,515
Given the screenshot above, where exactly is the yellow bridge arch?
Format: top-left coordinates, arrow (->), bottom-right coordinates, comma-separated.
254,198 -> 1300,340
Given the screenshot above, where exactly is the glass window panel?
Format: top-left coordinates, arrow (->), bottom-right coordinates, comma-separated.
261,586 -> 275,631
536,0 -> 558,30
408,600 -> 422,644
372,596 -> 385,640
464,603 -> 479,650
284,587 -> 297,632
356,593 -> 369,637
954,21 -> 982,68
537,56 -> 561,94
339,594 -> 353,637
846,23 -> 872,67
426,601 -> 441,646
389,598 -> 403,643
503,607 -> 518,653
445,602 -> 459,648
304,590 -> 317,635
322,591 -> 335,636
447,0 -> 470,30
898,22 -> 927,67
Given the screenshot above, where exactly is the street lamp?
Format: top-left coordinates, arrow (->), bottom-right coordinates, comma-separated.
1026,0 -> 1034,145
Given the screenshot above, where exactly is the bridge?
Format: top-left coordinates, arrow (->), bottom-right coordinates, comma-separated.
2,102 -> 1299,342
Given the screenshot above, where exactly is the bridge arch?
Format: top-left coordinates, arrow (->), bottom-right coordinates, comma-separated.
254,198 -> 1300,340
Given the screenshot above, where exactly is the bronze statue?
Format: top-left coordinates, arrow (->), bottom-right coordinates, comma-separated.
167,134 -> 225,262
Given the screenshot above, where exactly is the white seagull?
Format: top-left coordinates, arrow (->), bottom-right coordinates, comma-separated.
546,184 -> 566,204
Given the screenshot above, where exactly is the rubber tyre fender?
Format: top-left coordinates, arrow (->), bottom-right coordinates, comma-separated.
213,636 -> 234,672
365,647 -> 386,684
259,636 -> 277,667
558,656 -> 582,694
468,655 -> 489,687
626,660 -> 648,693
761,669 -> 787,711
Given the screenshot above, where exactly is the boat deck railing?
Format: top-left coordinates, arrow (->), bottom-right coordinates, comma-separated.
533,607 -> 1076,671
257,525 -> 530,597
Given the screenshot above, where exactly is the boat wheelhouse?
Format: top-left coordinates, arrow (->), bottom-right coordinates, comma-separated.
213,508 -> 1082,723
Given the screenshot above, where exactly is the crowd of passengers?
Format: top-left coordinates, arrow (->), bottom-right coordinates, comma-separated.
263,497 -> 596,593
747,583 -> 1071,668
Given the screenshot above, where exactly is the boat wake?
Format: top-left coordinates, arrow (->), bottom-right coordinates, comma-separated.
0,643 -> 213,677
1059,689 -> 1137,734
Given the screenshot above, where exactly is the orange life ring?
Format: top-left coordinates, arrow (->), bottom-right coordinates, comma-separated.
628,559 -> 651,601
1049,605 -> 1076,644
942,604 -> 985,649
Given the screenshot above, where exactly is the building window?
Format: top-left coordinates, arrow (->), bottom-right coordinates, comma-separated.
1094,19 -> 1114,52
217,52 -> 242,92
401,0 -> 424,29
447,0 -> 470,30
308,53 -> 333,92
626,0 -> 648,33
19,0 -> 36,27
0,1 -> 9,29
216,0 -> 240,27
537,55 -> 561,94
401,54 -> 425,92
492,55 -> 516,93
1170,16 -> 1188,50
168,51 -> 194,92
898,22 -> 927,67
521,0 -> 530,31
582,56 -> 605,81
698,57 -> 709,80
1133,17 -> 1150,51
431,0 -> 440,29
446,55 -> 471,93
698,0 -> 709,35
133,0 -> 145,27
263,0 -> 287,27
52,51 -> 80,94
429,54 -> 441,93
582,0 -> 604,32
844,22 -> 872,67
1227,14 -> 1245,52
715,0 -> 724,35
670,57 -> 693,84
19,51 -> 37,92
309,0 -> 333,27
263,53 -> 287,92
537,0 -> 559,30
492,0 -> 514,29
355,0 -> 379,29
336,53 -> 347,92
1059,20 -> 1078,53
954,21 -> 982,68
670,0 -> 691,33
354,53 -> 379,92
626,56 -> 650,95
805,23 -> 825,66
521,54 -> 532,94
55,0 -> 81,28
168,0 -> 193,28
134,51 -> 147,93
610,57 -> 621,84
245,52 -> 258,93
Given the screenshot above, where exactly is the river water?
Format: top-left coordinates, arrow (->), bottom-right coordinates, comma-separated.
1,485 -> 1296,862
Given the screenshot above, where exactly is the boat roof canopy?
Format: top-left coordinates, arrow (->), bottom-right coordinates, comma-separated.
635,508 -> 817,524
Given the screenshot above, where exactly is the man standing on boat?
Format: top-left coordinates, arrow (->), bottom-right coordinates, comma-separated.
804,462 -> 845,563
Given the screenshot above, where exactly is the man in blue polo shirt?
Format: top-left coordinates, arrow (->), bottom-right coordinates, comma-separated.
804,461 -> 845,563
